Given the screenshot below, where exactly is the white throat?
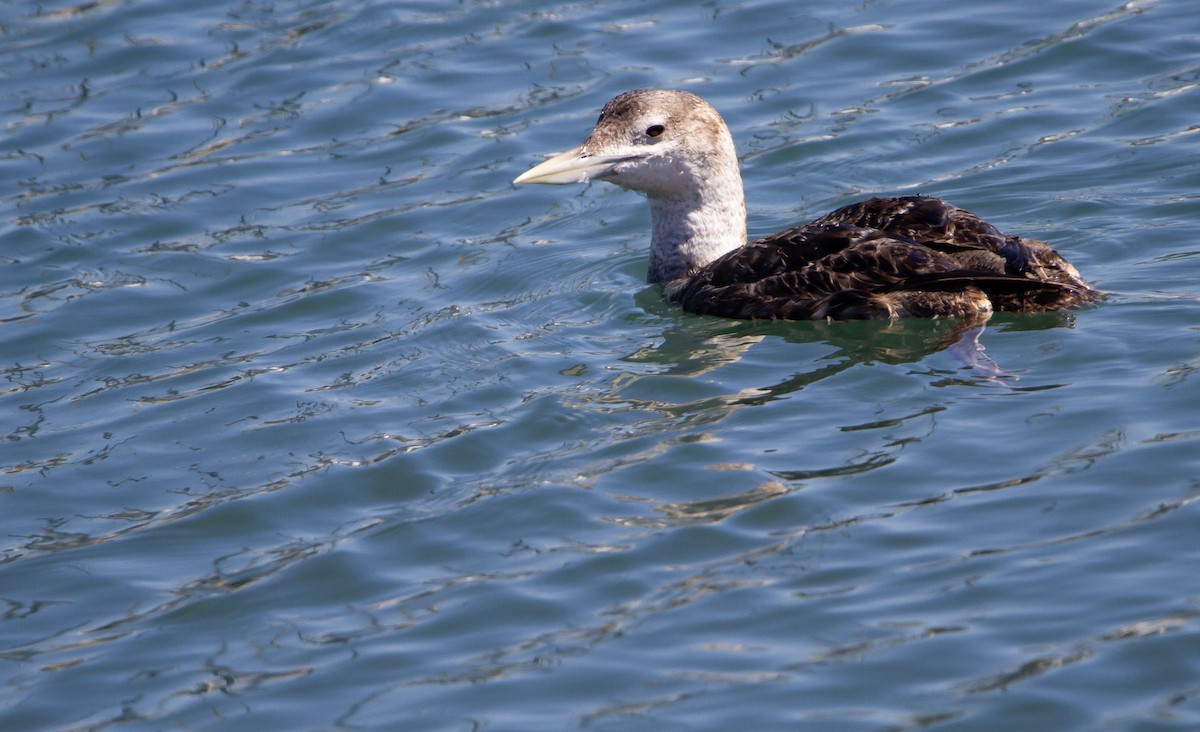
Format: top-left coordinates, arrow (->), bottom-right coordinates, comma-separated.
642,150 -> 747,283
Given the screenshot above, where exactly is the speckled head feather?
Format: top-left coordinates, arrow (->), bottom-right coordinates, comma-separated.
578,90 -> 749,281
513,90 -> 747,282
584,89 -> 730,160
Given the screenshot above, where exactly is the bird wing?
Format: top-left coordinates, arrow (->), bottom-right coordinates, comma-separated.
669,223 -> 1086,320
809,196 -> 1006,252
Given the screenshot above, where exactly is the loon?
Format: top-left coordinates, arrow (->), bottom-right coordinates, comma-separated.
514,89 -> 1098,320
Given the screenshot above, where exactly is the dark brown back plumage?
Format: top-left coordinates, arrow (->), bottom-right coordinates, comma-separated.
669,196 -> 1098,320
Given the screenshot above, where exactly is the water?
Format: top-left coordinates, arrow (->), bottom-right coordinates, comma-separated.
2,0 -> 1199,729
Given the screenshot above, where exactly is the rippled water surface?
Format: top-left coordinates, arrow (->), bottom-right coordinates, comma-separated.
3,0 -> 1199,729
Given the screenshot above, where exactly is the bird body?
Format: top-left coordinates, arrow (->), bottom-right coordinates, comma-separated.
515,89 -> 1097,320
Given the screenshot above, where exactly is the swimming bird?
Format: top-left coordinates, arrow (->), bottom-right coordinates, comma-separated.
514,89 -> 1098,320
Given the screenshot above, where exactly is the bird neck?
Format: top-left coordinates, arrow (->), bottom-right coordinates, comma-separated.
645,158 -> 747,284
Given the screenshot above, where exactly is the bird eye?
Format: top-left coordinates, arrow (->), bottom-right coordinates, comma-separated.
646,124 -> 665,138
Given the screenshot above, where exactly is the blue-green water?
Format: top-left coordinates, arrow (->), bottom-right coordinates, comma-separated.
3,0 -> 1199,728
